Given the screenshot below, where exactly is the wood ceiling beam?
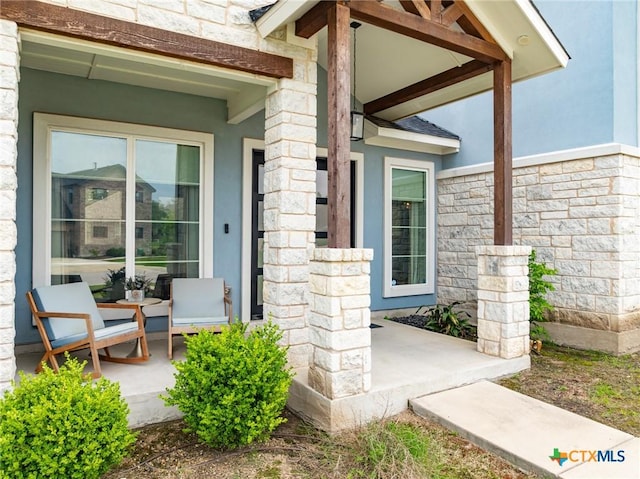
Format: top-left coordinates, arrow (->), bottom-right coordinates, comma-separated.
0,0 -> 293,79
364,59 -> 493,115
399,1 -> 431,20
440,3 -> 464,27
295,1 -> 333,39
455,1 -> 496,43
348,0 -> 506,63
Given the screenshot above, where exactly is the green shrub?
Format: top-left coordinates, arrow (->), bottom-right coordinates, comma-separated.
163,321 -> 293,449
528,250 -> 557,339
416,302 -> 476,339
0,356 -> 135,479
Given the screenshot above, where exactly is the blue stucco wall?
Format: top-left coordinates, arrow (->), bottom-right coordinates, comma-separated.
315,68 -> 441,312
16,67 -> 266,344
16,66 -> 440,344
425,0 -> 638,169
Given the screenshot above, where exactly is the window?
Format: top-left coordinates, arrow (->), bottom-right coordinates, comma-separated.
93,226 -> 108,238
91,188 -> 109,201
384,157 -> 435,297
33,114 -> 214,301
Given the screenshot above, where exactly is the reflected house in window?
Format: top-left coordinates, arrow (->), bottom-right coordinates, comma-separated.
52,164 -> 155,258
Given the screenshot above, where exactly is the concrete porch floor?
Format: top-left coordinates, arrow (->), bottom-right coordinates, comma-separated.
15,320 -> 530,430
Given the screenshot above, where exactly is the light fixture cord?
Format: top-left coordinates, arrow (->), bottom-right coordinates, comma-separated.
352,25 -> 357,112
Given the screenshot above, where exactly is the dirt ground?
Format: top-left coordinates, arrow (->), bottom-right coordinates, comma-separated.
102,409 -> 535,479
102,343 -> 639,479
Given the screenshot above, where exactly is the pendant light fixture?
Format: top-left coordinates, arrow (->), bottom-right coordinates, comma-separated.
350,21 -> 364,141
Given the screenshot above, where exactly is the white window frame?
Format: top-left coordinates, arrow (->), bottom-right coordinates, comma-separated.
33,113 -> 214,309
383,157 -> 435,298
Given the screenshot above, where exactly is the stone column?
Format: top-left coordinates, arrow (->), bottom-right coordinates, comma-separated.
476,245 -> 531,359
263,63 -> 317,369
308,248 -> 373,399
0,20 -> 19,392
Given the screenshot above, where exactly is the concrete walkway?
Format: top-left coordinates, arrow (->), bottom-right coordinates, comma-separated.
411,381 -> 640,479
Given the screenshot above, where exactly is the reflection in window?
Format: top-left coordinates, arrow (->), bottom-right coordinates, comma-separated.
93,226 -> 108,238
391,168 -> 427,286
49,129 -> 203,301
384,158 -> 434,297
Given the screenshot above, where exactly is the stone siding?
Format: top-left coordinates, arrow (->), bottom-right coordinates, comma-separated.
34,0 -> 307,57
263,57 -> 318,368
437,147 -> 640,352
0,19 -> 18,392
476,245 -> 531,359
308,248 -> 373,399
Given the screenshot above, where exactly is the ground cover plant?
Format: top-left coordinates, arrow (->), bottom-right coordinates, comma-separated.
0,356 -> 135,479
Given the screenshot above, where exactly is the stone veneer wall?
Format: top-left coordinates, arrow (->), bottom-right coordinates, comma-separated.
437,146 -> 640,353
308,248 -> 372,399
0,19 -> 19,392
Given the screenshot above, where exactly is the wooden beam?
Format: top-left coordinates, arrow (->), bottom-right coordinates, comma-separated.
440,3 -> 464,27
493,59 -> 513,246
399,1 -> 431,20
327,2 -> 352,249
364,59 -> 492,115
456,1 -> 496,43
429,0 -> 443,21
295,1 -> 333,39
0,0 -> 293,79
348,0 -> 506,63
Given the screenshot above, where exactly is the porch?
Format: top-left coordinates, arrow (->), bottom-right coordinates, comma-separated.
14,320 -> 529,430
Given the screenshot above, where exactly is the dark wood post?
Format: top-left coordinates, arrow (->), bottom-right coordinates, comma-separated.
327,2 -> 352,248
493,59 -> 513,245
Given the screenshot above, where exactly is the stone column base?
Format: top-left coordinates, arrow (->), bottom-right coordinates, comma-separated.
476,245 -> 531,359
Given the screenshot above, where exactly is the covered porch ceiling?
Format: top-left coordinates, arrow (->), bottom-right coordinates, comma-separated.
13,1 -> 569,126
18,29 -> 277,125
257,0 -> 569,121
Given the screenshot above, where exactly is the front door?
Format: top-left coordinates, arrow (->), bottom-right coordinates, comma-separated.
250,150 -> 356,320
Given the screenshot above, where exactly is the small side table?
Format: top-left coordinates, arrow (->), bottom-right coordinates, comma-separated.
117,297 -> 162,358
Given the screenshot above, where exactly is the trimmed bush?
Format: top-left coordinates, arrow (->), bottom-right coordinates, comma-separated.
0,356 -> 135,479
163,321 -> 293,449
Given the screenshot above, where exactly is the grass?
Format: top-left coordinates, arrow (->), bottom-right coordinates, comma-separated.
101,342 -> 639,478
499,342 -> 640,436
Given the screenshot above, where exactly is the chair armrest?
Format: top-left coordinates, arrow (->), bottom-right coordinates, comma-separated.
34,311 -> 91,320
32,311 -> 95,337
97,303 -> 144,328
224,295 -> 233,323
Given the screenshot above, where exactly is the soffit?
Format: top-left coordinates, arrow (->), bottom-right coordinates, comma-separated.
258,0 -> 569,121
19,30 -> 275,124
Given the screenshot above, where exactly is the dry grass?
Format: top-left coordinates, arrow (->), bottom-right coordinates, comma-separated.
103,342 -> 639,479
499,343 -> 640,437
102,410 -> 535,479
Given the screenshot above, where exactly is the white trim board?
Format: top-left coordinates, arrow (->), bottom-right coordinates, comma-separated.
437,143 -> 640,180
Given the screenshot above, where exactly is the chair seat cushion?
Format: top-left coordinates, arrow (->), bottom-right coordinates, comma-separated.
172,316 -> 228,326
51,321 -> 139,349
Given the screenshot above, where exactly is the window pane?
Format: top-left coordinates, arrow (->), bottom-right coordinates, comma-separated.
391,168 -> 427,287
135,141 -> 201,283
50,131 -> 127,300
316,169 -> 328,199
316,203 -> 328,233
